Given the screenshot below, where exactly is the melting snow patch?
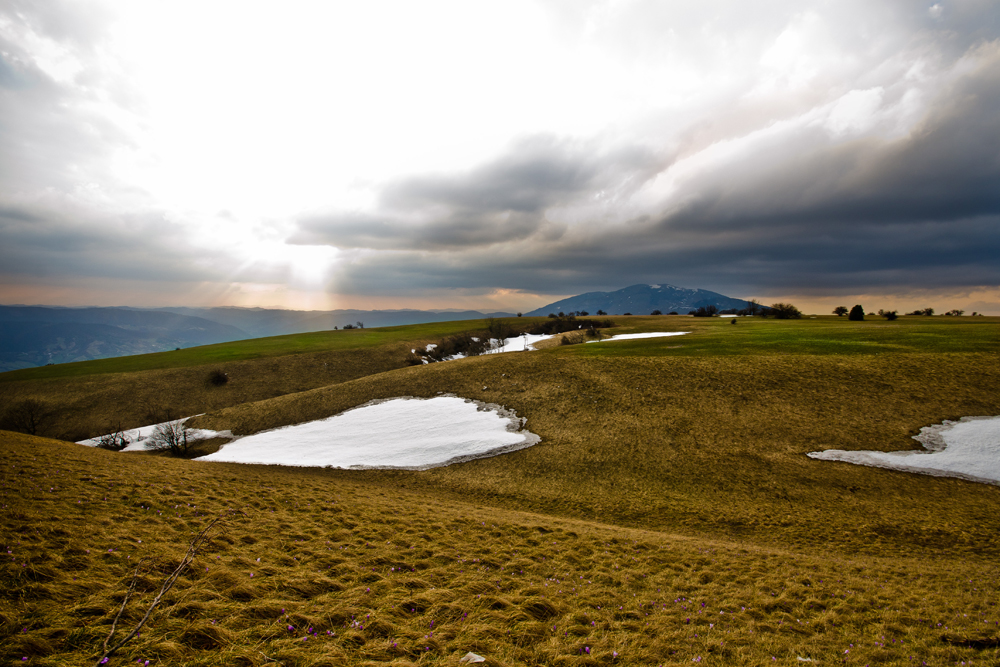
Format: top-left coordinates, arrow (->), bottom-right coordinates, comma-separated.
195,395 -> 540,470
807,416 -> 1000,486
484,333 -> 556,353
77,418 -> 231,452
585,331 -> 690,343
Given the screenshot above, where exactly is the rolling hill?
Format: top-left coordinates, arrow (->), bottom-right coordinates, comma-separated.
2,314 -> 1000,666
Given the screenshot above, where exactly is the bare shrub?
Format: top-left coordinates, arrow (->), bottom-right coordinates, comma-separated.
144,421 -> 194,456
1,398 -> 49,436
96,422 -> 132,451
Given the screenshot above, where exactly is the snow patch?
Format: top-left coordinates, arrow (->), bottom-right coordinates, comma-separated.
195,396 -> 539,470
585,331 -> 690,343
77,418 -> 231,452
484,333 -> 556,353
808,416 -> 1000,486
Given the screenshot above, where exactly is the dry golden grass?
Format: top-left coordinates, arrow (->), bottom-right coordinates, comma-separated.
3,433 -> 999,666
2,316 -> 1000,665
186,349 -> 1000,558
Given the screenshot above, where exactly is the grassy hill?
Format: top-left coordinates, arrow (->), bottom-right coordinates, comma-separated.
2,314 -> 1000,666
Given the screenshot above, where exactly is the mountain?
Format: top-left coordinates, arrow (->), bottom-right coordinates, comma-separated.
154,307 -> 515,338
0,306 -> 248,371
526,283 -> 754,316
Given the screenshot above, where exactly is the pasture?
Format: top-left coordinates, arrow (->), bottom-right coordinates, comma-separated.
2,315 -> 1000,665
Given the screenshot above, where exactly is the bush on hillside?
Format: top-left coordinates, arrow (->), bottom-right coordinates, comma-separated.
208,369 -> 229,386
878,309 -> 898,321
770,303 -> 803,319
848,305 -> 865,321
144,421 -> 194,456
96,422 -> 132,451
526,315 -> 613,336
0,398 -> 50,436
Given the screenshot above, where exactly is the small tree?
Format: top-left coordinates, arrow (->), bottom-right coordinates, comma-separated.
1,399 -> 49,436
596,310 -> 607,316
833,306 -> 848,317
944,309 -> 964,316
579,311 -> 589,316
356,321 -> 364,329
770,303 -> 803,319
144,421 -> 193,457
878,309 -> 898,321
848,305 -> 865,321
650,310 -> 662,315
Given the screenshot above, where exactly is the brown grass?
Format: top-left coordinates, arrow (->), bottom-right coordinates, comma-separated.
2,316 -> 1000,665
3,432 -> 1000,666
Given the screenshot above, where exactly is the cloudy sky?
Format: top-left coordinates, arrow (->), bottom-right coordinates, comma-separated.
1,0 -> 999,314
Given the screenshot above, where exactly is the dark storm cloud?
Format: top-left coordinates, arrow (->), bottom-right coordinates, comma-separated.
312,34 -> 1000,300
292,137 -> 660,250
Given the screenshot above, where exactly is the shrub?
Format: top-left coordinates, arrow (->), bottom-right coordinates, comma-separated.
623,312 -> 632,316
944,309 -> 965,316
596,310 -> 607,316
877,309 -> 898,321
579,311 -> 589,316
0,398 -> 49,436
833,306 -> 848,317
144,421 -> 193,456
208,369 -> 229,386
669,311 -> 678,315
650,310 -> 662,315
906,308 -> 934,316
692,305 -> 718,317
848,305 -> 865,321
770,303 -> 802,320
96,423 -> 132,451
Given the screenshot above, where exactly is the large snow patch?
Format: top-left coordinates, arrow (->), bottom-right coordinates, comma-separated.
586,331 -> 689,343
807,416 -> 1000,486
195,396 -> 539,470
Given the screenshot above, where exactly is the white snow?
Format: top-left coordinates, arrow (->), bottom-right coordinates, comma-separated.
808,416 -> 1000,486
77,418 -> 231,452
484,333 -> 557,353
585,331 -> 690,343
195,396 -> 539,470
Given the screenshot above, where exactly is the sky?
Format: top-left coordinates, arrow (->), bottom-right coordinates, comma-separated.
1,0 -> 999,314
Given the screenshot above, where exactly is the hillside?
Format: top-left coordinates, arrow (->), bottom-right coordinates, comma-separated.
2,314 -> 1000,666
526,284 -> 753,316
0,305 -> 515,371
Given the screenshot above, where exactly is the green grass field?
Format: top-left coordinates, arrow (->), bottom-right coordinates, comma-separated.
2,315 -> 999,666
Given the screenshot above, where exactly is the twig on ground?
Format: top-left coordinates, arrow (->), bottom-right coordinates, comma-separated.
102,558 -> 145,656
93,510 -> 243,666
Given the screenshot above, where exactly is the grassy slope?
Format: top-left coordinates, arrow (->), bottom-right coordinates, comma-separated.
3,315 -> 1000,666
0,319 -> 514,441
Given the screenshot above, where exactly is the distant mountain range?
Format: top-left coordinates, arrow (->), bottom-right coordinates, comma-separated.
0,284 -> 753,371
0,305 -> 513,372
527,283 -> 753,317
156,307 -> 513,339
